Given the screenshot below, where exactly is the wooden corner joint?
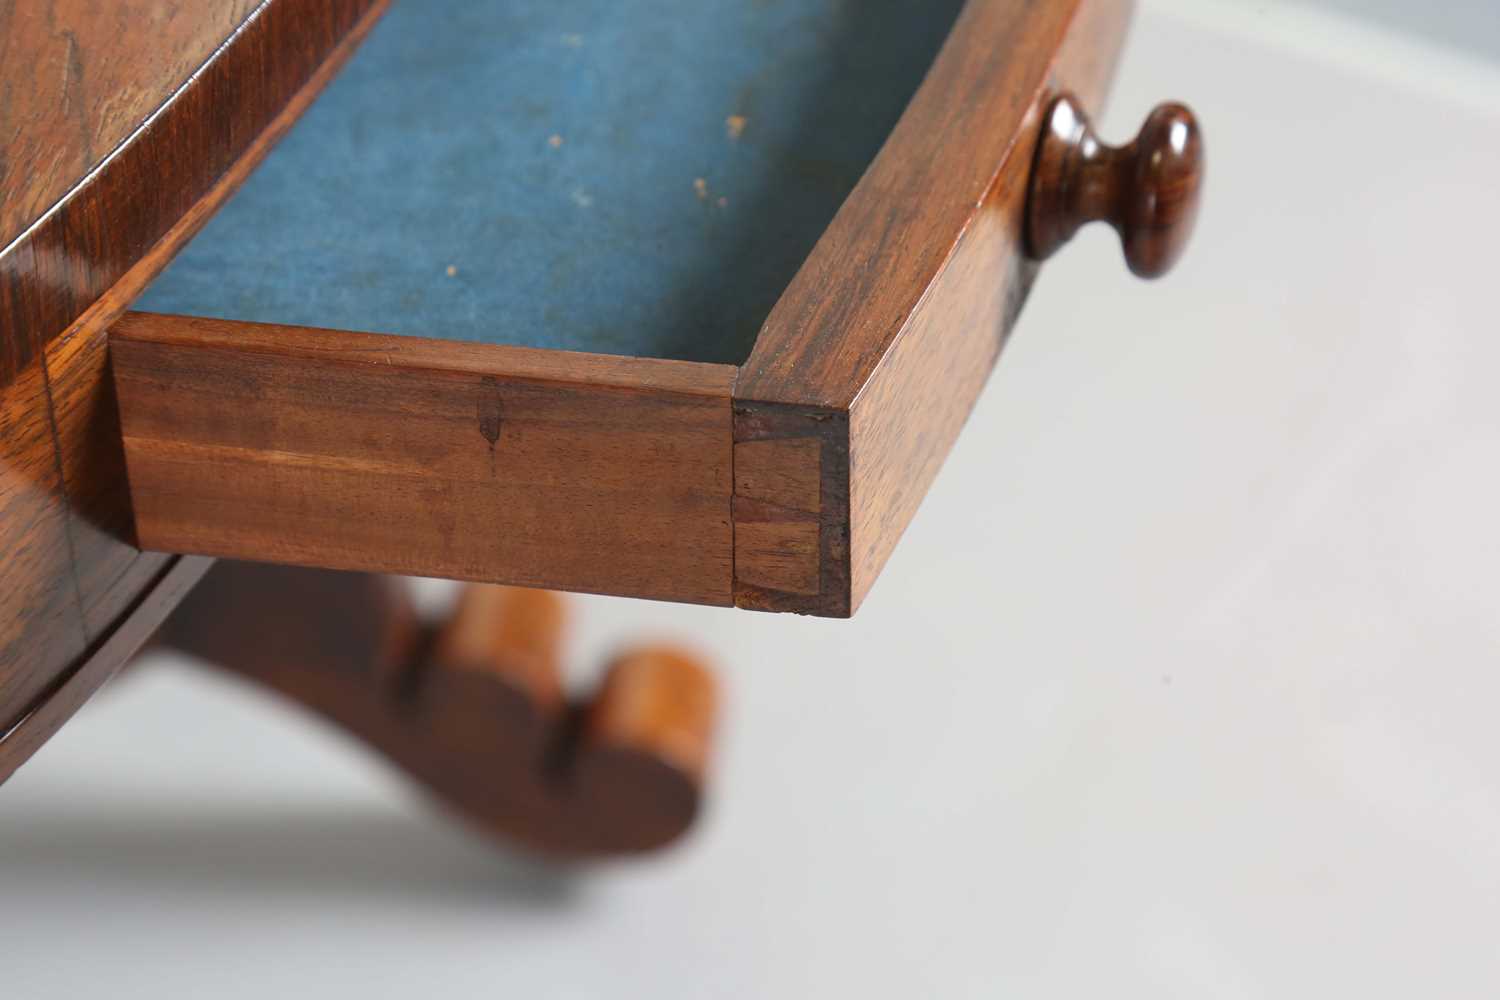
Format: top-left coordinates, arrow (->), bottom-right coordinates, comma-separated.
731,402 -> 851,618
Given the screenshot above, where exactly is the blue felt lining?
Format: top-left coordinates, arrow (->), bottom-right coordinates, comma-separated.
137,0 -> 964,364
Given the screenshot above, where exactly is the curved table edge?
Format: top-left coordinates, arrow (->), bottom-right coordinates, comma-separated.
0,0 -> 389,781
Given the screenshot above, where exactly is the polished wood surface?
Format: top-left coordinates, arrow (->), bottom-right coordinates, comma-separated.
734,0 -> 1122,409
0,0 -> 385,384
0,363 -> 88,730
1026,94 -> 1204,278
733,0 -> 1143,614
158,562 -> 716,855
103,0 -> 1197,619
46,320 -> 173,640
731,406 -> 851,615
112,314 -> 736,606
0,0 -> 389,780
0,0 -> 259,254
732,436 -> 830,597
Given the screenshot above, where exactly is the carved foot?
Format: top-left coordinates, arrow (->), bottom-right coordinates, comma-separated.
155,561 -> 716,856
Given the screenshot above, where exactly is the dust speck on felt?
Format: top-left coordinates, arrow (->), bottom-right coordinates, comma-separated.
560,33 -> 583,47
445,264 -> 458,277
572,189 -> 594,209
693,177 -> 709,200
548,134 -> 564,149
716,196 -> 729,208
725,115 -> 747,140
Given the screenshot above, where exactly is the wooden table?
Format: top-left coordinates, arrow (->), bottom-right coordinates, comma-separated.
0,0 -> 1201,855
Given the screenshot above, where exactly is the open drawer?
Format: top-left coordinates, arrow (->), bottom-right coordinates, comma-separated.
111,0 -> 1201,616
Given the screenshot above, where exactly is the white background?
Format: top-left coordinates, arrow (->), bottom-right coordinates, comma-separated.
4,1 -> 1498,996
1292,0 -> 1499,60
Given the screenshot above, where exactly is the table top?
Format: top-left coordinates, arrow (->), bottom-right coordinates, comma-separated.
0,1 -> 262,256
137,0 -> 965,365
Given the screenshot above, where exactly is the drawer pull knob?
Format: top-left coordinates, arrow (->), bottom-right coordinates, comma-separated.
1026,94 -> 1204,279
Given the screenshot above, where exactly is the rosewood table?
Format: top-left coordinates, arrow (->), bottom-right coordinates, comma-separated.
0,0 -> 1202,856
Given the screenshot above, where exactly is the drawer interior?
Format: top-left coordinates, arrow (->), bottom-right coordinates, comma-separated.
137,0 -> 965,365
115,0 -> 1133,617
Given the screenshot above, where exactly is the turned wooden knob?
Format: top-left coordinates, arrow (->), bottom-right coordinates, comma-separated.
1026,94 -> 1204,279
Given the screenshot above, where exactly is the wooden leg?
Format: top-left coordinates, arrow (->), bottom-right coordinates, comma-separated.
154,560 -> 716,856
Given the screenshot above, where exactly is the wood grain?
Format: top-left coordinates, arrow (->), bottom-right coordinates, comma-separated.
0,0 -> 259,253
45,325 -> 172,638
0,0 -> 384,387
731,404 -> 851,615
732,437 -> 825,597
99,0 -> 1151,619
0,0 -> 388,777
733,0 -> 1136,614
0,361 -> 88,730
37,0 -> 391,644
847,0 -> 1132,609
112,314 -> 737,606
734,0 -> 1119,409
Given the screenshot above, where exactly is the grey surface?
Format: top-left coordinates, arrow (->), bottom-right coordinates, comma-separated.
5,4 -> 1500,998
1291,0 -> 1500,60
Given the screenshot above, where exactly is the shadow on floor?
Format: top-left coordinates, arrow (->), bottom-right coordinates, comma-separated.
0,802 -> 587,908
